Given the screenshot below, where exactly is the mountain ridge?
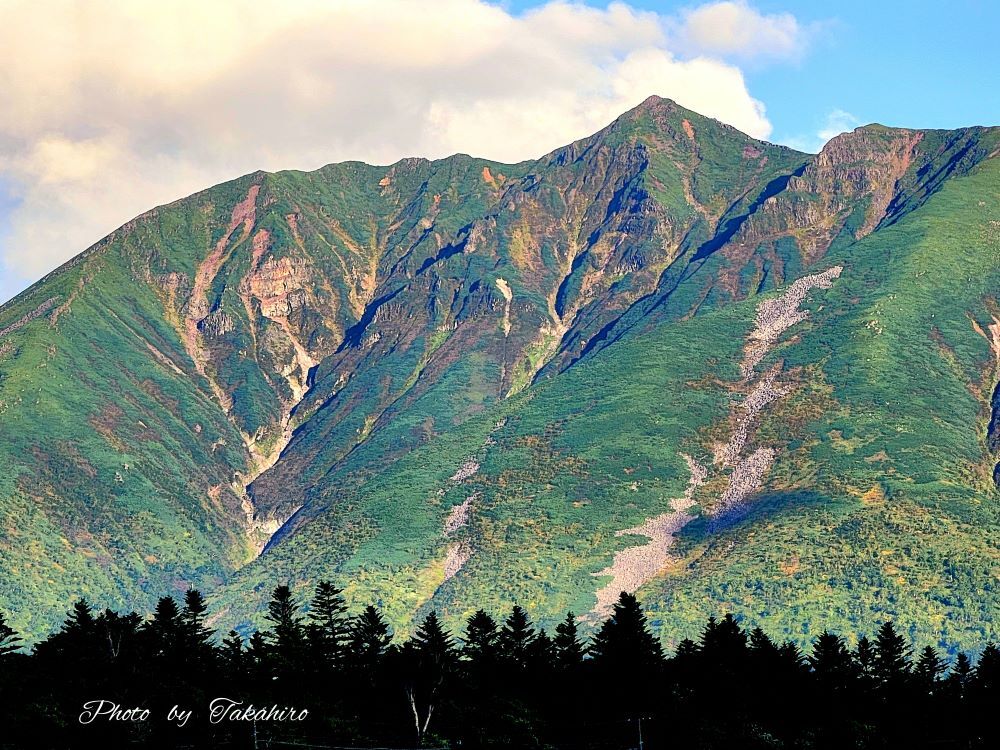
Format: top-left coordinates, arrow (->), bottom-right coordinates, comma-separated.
2,96 -> 999,647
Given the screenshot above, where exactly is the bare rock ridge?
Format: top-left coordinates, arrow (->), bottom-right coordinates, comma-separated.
590,454 -> 707,619
589,264 -> 842,615
0,94 -> 998,642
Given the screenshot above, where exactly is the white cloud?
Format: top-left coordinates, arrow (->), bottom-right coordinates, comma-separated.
783,108 -> 862,153
818,108 -> 862,142
669,0 -> 808,62
0,0 -> 802,300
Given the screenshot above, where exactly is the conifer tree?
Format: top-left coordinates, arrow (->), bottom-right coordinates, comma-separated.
148,596 -> 182,657
778,640 -> 807,672
181,589 -> 214,659
553,612 -> 584,669
669,636 -> 701,691
749,626 -> 780,658
700,613 -> 747,667
855,635 -> 877,683
810,631 -> 854,688
350,605 -> 393,669
974,642 -> 1000,692
527,628 -> 554,668
222,630 -> 245,671
674,638 -> 699,659
411,611 -> 457,667
247,630 -> 269,662
265,585 -> 306,667
873,621 -> 911,685
462,609 -> 500,664
404,612 -> 457,745
64,598 -> 96,635
0,610 -> 22,659
246,630 -> 270,681
42,598 -> 98,660
947,652 -> 973,698
589,592 -> 662,668
914,645 -> 946,692
498,605 -> 537,665
307,581 -> 349,665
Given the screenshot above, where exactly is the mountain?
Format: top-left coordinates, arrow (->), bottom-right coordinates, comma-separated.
2,96 -> 999,649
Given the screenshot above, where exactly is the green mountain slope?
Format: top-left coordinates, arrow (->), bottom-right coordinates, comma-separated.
1,96 -> 998,648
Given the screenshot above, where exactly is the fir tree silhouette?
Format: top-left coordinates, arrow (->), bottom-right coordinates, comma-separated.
307,580 -> 349,666
402,611 -> 456,745
462,609 -> 500,665
64,598 -> 95,635
854,634 -> 877,686
778,640 -> 807,672
975,642 -> 1000,692
914,645 -> 946,692
181,589 -> 215,662
590,592 -> 663,668
148,595 -> 181,655
247,629 -> 270,680
265,584 -> 307,675
947,652 -> 973,697
0,609 -> 22,659
810,630 -> 855,691
526,628 -> 553,671
553,612 -> 584,669
498,605 -> 537,666
749,626 -> 780,659
873,621 -> 911,686
700,613 -> 747,669
349,604 -> 393,669
222,629 -> 245,671
674,637 -> 699,659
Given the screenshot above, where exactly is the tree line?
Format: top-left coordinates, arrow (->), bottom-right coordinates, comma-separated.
0,586 -> 998,749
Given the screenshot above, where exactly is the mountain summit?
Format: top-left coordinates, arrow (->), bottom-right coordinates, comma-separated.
2,98 -> 999,647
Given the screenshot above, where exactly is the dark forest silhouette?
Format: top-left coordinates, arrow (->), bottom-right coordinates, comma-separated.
1,587 -> 998,749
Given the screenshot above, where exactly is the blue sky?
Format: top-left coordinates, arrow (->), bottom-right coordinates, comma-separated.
1,0 -> 998,306
505,0 -> 1000,145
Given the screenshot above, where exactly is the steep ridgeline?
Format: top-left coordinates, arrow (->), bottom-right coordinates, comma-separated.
1,97 -> 999,648
245,99 -> 807,529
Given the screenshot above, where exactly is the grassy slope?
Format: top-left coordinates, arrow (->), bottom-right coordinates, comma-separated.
644,154 -> 1000,651
2,101 -> 998,651
0,190 -> 257,640
214,154 -> 1000,652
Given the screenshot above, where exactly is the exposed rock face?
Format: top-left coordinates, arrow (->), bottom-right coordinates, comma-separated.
442,494 -> 476,582
0,298 -> 58,338
591,454 -> 707,618
742,266 -> 843,378
710,267 -> 843,516
1,95 -> 998,643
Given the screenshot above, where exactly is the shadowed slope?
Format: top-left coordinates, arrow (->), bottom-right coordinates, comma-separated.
1,97 -> 998,648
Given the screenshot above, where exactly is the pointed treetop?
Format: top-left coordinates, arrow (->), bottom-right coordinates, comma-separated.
499,605 -> 538,663
0,609 -> 22,658
589,591 -> 663,667
553,612 -> 585,668
463,609 -> 500,662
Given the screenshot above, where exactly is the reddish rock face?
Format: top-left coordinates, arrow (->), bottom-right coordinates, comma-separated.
1,95 -> 997,642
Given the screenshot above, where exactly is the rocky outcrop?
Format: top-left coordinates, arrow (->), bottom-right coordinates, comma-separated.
590,454 -> 707,618
989,383 -> 1000,486
709,266 -> 843,516
742,266 -> 842,378
0,297 -> 59,339
184,184 -> 260,376
442,494 -> 476,582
